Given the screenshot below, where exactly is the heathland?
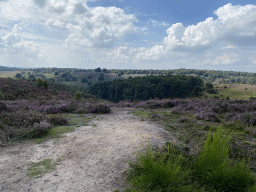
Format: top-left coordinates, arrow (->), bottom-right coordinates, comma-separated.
1,67 -> 256,191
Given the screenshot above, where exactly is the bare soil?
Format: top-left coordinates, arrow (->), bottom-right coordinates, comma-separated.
0,107 -> 182,192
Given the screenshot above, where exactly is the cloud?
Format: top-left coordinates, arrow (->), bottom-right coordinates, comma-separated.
148,19 -> 169,27
33,0 -> 47,8
1,24 -> 45,58
163,3 -> 256,54
211,53 -> 240,65
64,6 -> 139,49
221,45 -> 237,50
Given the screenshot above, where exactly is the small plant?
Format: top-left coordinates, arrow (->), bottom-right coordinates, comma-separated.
245,88 -> 248,90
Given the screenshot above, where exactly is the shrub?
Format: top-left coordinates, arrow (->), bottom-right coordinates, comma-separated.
16,87 -> 23,94
98,74 -> 104,81
74,91 -> 82,100
23,120 -> 51,139
89,103 -> 111,113
249,96 -> 256,100
15,73 -> 22,79
0,91 -> 5,100
36,78 -> 48,89
88,82 -> 92,86
0,102 -> 7,113
46,114 -> 68,126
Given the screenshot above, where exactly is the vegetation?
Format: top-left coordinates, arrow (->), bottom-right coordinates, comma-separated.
2,65 -> 256,191
87,74 -> 205,102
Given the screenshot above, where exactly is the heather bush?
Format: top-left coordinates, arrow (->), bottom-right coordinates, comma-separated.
171,106 -> 185,115
195,111 -> 221,122
228,103 -> 246,113
211,102 -> 229,113
0,110 -> 47,128
46,114 -> 69,126
229,112 -> 256,126
22,120 -> 51,139
89,103 -> 111,113
0,101 -> 7,113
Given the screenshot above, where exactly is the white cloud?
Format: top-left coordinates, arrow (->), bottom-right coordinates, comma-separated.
148,19 -> 169,27
163,3 -> 256,54
221,45 -> 237,50
64,6 -> 139,49
1,24 -> 45,58
211,53 -> 240,65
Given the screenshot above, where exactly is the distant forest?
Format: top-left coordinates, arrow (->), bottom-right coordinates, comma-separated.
87,75 -> 206,102
24,67 -> 256,85
1,66 -> 256,102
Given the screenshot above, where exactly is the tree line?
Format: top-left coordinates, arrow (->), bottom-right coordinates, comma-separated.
87,74 -> 206,102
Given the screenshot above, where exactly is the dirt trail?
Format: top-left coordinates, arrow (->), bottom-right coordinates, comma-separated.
0,107 -> 182,192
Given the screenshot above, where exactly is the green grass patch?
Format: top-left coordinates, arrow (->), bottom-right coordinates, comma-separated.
26,157 -> 63,178
132,109 -> 151,118
122,123 -> 256,192
48,125 -> 76,137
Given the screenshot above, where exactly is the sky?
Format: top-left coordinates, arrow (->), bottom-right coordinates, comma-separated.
0,0 -> 256,72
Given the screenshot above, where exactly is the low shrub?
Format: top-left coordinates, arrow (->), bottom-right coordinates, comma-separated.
46,114 -> 69,126
0,101 -> 7,113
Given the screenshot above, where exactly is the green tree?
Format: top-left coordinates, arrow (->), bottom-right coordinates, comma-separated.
74,91 -> 82,100
102,68 -> 108,73
98,74 -> 104,81
205,82 -> 215,94
36,78 -> 48,89
54,71 -> 59,76
81,78 -> 88,83
15,73 -> 22,79
94,67 -> 101,72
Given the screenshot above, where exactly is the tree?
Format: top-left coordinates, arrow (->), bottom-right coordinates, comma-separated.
28,74 -> 36,80
103,68 -> 108,73
74,91 -> 82,100
205,82 -> 215,94
36,78 -> 48,89
61,72 -> 69,78
94,67 -> 101,72
71,76 -> 77,82
88,82 -> 92,86
81,78 -> 88,83
15,73 -> 22,79
54,71 -> 59,76
98,74 -> 104,81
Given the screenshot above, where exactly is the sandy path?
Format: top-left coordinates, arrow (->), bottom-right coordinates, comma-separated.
0,107 -> 182,192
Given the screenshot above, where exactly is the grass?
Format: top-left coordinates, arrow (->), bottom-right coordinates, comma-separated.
26,157 -> 64,178
113,124 -> 256,192
111,102 -> 256,192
